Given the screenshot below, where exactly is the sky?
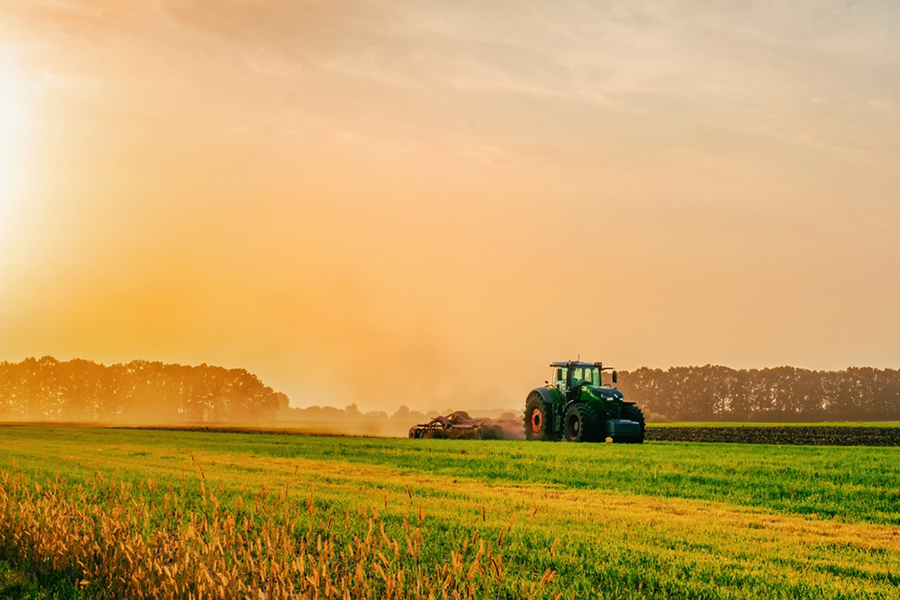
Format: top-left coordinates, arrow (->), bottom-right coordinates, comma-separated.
0,0 -> 898,412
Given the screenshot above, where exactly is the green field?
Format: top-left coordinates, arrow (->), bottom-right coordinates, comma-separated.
0,424 -> 898,599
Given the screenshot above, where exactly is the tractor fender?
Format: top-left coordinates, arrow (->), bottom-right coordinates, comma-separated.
563,397 -> 610,420
528,387 -> 563,435
528,387 -> 562,407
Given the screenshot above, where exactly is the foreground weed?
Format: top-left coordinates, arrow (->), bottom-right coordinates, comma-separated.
0,468 -> 559,600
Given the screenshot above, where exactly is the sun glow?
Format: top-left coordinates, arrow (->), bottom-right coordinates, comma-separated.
0,64 -> 30,238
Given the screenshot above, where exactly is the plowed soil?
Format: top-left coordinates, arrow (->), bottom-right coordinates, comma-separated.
645,425 -> 900,446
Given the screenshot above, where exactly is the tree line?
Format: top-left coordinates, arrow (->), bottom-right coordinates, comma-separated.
617,365 -> 900,422
275,400 -> 441,423
2,358 -> 898,424
0,356 -> 279,422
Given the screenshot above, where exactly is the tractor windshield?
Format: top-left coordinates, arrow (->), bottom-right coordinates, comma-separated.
571,366 -> 601,387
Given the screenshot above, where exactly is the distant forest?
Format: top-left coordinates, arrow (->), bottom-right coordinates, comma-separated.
276,401 -> 442,424
0,356 -> 279,422
618,366 -> 900,422
1,358 -> 898,423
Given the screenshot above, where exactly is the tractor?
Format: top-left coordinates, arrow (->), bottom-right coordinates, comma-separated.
524,361 -> 644,443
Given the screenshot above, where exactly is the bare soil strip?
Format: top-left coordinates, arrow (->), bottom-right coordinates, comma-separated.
646,426 -> 900,446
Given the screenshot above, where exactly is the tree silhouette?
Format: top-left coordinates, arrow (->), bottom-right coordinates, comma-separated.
617,364 -> 900,422
0,357 -> 281,423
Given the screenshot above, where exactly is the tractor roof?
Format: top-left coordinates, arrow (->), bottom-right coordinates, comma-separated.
549,361 -> 603,368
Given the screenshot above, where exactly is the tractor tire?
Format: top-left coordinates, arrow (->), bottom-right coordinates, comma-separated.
525,393 -> 559,441
564,403 -> 602,443
618,404 -> 646,444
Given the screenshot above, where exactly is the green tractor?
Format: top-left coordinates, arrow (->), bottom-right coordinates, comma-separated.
524,361 -> 644,443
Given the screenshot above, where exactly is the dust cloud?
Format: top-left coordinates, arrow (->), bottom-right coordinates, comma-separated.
0,243 -> 483,415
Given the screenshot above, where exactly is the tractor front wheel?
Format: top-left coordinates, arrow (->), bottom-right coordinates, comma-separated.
564,403 -> 602,442
525,393 -> 559,441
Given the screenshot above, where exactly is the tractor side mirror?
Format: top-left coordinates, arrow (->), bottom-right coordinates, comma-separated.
612,371 -> 618,384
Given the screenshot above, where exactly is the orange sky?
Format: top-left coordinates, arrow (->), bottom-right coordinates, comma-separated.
1,1 -> 898,411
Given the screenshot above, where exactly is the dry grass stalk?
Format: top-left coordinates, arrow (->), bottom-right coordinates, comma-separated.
0,468 -> 557,599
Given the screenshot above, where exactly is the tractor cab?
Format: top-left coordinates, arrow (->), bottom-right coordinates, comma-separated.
550,361 -> 617,400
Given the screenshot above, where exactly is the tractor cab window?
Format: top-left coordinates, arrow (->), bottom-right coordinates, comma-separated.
571,367 -> 584,386
553,367 -> 567,392
572,366 -> 601,387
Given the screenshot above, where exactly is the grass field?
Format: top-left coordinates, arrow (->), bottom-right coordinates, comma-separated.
0,424 -> 898,598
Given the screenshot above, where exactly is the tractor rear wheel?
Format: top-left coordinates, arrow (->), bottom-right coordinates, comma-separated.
618,404 -> 646,444
525,393 -> 559,441
564,403 -> 602,442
